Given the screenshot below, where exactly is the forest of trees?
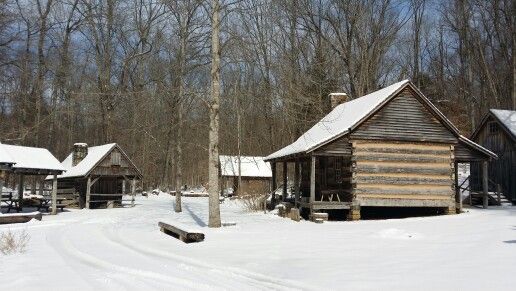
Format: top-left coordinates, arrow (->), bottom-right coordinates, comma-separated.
0,0 -> 514,189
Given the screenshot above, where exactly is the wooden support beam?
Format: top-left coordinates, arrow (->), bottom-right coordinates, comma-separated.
131,179 -> 136,207
294,159 -> 300,207
91,177 -> 100,186
31,176 -> 36,195
482,161 -> 489,209
18,174 -> 24,211
86,176 -> 92,209
282,162 -> 287,202
51,174 -> 58,215
271,162 -> 276,206
122,179 -> 126,194
38,177 -> 44,197
454,162 -> 461,213
310,155 -> 316,216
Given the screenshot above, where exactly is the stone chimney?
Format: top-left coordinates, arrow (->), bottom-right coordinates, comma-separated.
329,93 -> 348,109
72,143 -> 88,166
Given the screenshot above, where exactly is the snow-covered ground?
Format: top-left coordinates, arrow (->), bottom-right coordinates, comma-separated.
1,195 -> 515,291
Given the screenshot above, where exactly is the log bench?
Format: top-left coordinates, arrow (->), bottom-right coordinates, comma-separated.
158,221 -> 205,243
0,211 -> 43,224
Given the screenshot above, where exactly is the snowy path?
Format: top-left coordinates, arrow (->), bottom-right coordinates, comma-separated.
1,195 -> 515,290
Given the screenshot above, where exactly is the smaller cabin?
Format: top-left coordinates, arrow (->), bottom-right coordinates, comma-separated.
55,143 -> 142,209
219,155 -> 272,196
471,109 -> 516,203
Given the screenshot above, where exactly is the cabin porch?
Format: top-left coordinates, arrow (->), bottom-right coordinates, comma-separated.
270,153 -> 353,218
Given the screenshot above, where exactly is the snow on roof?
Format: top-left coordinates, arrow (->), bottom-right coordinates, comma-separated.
56,143 -> 116,179
219,155 -> 272,178
266,80 -> 410,160
1,144 -> 65,172
0,142 -> 15,165
491,109 -> 516,138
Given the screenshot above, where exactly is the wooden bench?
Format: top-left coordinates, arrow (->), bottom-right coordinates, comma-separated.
0,211 -> 43,224
1,192 -> 16,213
158,221 -> 205,243
36,189 -> 79,212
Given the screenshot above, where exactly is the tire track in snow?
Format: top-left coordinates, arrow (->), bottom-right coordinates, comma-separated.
102,222 -> 314,291
51,223 -> 212,291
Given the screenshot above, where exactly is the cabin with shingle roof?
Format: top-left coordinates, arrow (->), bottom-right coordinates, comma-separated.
53,143 -> 142,209
265,80 -> 497,220
219,155 -> 272,196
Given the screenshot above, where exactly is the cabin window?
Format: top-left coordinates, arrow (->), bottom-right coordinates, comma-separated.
111,152 -> 121,166
488,122 -> 499,135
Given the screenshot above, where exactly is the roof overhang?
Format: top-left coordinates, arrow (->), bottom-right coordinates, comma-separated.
458,135 -> 498,160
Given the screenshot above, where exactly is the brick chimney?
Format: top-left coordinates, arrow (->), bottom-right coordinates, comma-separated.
329,93 -> 348,109
72,143 -> 88,166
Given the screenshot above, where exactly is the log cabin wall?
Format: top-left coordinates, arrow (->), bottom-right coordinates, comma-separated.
349,87 -> 457,208
351,140 -> 455,207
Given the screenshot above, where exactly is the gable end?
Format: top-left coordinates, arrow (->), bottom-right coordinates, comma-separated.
350,87 -> 458,143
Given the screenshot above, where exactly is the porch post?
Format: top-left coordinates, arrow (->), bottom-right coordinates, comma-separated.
271,162 -> 276,205
131,179 -> 136,207
482,161 -> 489,209
38,177 -> 44,196
86,176 -> 92,209
122,179 -> 126,194
454,162 -> 461,213
51,174 -> 58,215
282,162 -> 287,202
310,155 -> 316,216
294,159 -> 300,207
18,174 -> 24,211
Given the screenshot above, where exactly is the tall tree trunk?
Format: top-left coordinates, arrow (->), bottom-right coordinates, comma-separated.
34,0 -> 53,146
175,30 -> 186,213
208,0 -> 221,228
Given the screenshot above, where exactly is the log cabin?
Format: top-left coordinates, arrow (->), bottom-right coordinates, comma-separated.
53,143 -> 142,209
470,109 -> 515,204
265,80 -> 497,220
219,155 -> 272,196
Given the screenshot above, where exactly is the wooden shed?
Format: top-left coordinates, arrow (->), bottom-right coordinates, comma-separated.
471,109 -> 515,204
54,143 -> 142,209
219,155 -> 272,196
265,80 -> 497,220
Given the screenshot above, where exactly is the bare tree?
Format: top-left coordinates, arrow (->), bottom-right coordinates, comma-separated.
208,0 -> 221,228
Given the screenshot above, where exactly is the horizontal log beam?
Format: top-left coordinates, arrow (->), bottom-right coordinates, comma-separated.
353,176 -> 452,186
355,165 -> 453,175
353,140 -> 452,149
356,197 -> 455,207
354,147 -> 451,155
353,155 -> 450,163
355,188 -> 454,196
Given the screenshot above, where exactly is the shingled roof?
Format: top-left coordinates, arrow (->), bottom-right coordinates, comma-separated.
266,80 -> 496,161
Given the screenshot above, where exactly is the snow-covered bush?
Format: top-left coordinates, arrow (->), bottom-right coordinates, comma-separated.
240,194 -> 266,212
0,229 -> 30,255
